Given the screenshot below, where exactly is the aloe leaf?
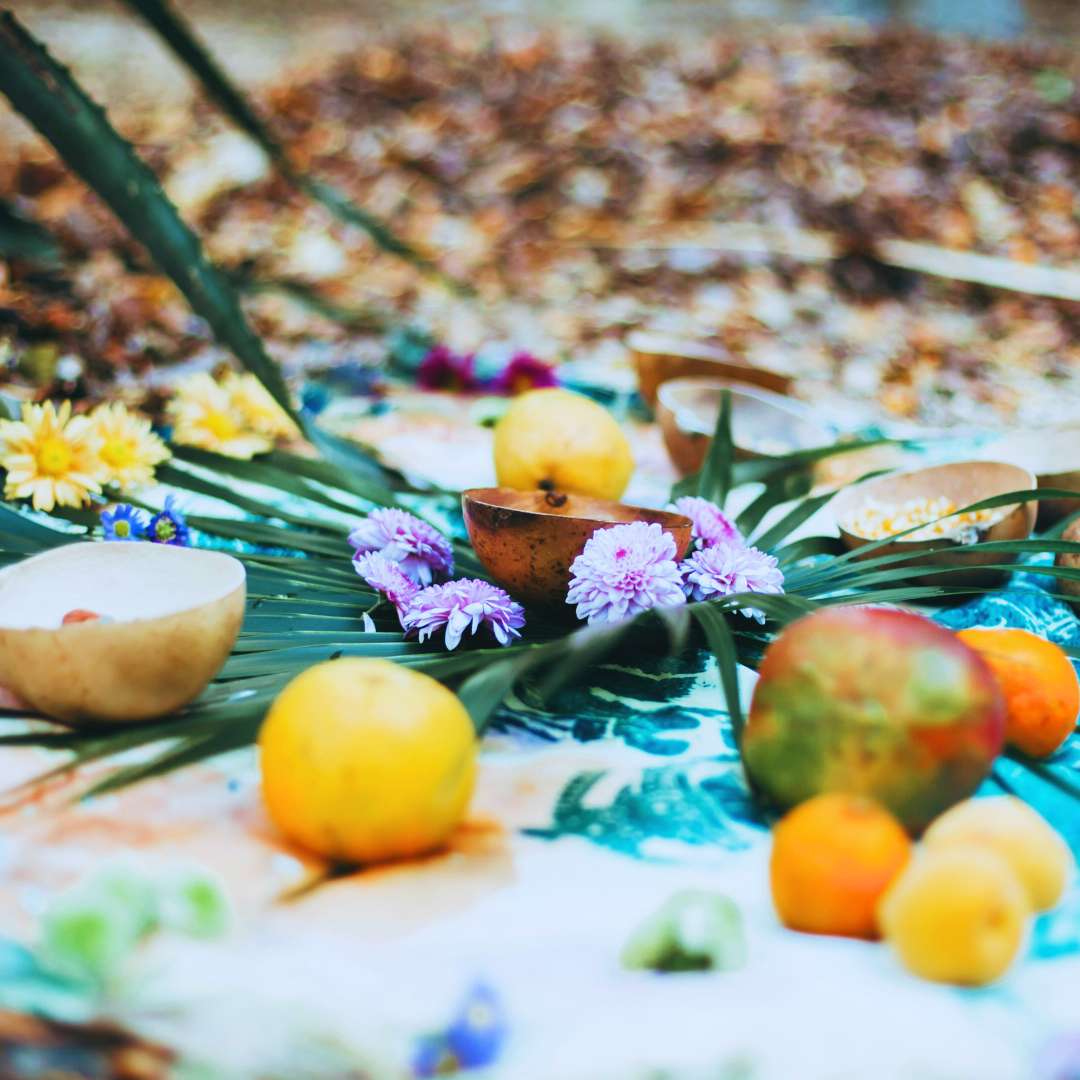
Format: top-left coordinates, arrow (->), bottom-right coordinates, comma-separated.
0,12 -> 295,418
119,0 -> 468,293
0,199 -> 61,265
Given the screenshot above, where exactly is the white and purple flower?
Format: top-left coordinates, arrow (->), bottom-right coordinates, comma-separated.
681,541 -> 785,621
670,495 -> 742,550
402,578 -> 525,651
354,551 -> 419,614
349,507 -> 454,586
566,520 -> 686,625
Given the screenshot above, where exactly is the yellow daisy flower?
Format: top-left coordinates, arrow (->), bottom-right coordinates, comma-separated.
0,400 -> 104,512
224,372 -> 300,441
167,372 -> 272,460
91,402 -> 171,492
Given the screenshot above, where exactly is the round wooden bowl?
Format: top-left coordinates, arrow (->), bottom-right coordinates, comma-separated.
462,488 -> 692,608
655,376 -> 834,477
982,426 -> 1080,525
0,542 -> 245,724
627,331 -> 793,408
829,460 -> 1037,590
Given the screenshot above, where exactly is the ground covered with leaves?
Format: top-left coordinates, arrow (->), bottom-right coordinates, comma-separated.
1,21 -> 1078,428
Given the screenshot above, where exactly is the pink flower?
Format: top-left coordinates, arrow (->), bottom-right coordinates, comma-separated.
681,542 -> 785,622
492,351 -> 559,395
670,496 -> 741,549
401,578 -> 526,651
354,551 -> 419,614
417,346 -> 479,393
349,508 -> 454,585
566,521 -> 686,625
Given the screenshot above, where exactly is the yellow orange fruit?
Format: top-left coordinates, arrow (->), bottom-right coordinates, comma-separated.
258,659 -> 477,864
923,796 -> 1072,913
769,793 -> 912,939
878,847 -> 1030,986
956,627 -> 1079,758
493,388 -> 634,501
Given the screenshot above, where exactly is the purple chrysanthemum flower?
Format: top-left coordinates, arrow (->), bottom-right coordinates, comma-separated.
354,551 -> 419,614
147,495 -> 189,546
566,521 -> 686,625
491,350 -> 559,395
402,578 -> 525,650
416,345 -> 479,393
670,496 -> 742,549
681,541 -> 784,621
349,508 -> 454,586
101,503 -> 147,542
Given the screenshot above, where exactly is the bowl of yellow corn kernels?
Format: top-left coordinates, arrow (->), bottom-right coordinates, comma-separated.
830,460 -> 1037,590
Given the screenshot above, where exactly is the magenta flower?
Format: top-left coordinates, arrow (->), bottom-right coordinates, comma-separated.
670,496 -> 742,549
681,542 -> 784,621
349,508 -> 454,586
354,551 -> 419,614
416,345 -> 479,393
401,578 -> 525,650
566,521 -> 686,625
492,351 -> 559,395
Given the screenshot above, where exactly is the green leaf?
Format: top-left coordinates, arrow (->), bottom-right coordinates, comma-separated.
0,12 -> 295,419
689,604 -> 745,744
0,199 -> 62,265
696,389 -> 734,506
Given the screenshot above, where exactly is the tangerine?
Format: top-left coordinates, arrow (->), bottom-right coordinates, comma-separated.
769,793 -> 912,939
956,627 -> 1078,758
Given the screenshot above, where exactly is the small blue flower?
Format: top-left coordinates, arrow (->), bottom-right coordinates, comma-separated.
445,982 -> 507,1070
411,981 -> 507,1076
148,495 -> 190,546
101,504 -> 148,542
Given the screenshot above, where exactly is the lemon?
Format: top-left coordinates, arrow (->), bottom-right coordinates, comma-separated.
493,388 -> 634,500
878,846 -> 1030,986
923,796 -> 1073,913
258,659 -> 477,864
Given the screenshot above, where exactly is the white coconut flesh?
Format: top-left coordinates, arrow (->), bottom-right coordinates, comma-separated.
0,542 -> 245,630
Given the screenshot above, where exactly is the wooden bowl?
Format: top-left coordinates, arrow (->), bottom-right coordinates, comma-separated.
655,376 -> 834,476
0,542 -> 245,724
627,331 -> 794,408
462,488 -> 692,607
829,460 -> 1037,590
982,426 -> 1080,525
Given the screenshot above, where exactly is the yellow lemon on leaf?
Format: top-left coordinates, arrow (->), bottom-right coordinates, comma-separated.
493,388 -> 634,500
258,659 -> 477,864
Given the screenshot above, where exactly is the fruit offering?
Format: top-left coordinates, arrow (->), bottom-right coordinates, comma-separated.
769,794 -> 911,939
955,627 -> 1079,758
742,607 -> 1006,830
923,796 -> 1073,913
259,658 -> 477,864
878,846 -> 1030,986
493,388 -> 634,501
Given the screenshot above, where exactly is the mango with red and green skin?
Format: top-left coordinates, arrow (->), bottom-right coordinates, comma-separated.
742,607 -> 1005,831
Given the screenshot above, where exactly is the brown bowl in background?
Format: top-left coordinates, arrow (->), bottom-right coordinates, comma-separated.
462,487 -> 692,608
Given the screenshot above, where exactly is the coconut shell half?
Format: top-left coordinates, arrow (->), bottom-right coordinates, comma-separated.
0,542 -> 245,724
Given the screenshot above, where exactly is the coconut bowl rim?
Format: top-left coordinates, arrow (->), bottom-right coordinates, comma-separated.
462,487 -> 693,532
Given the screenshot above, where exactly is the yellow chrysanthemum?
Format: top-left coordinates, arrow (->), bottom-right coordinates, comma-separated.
0,400 -> 104,512
91,401 -> 171,492
167,372 -> 272,460
224,372 -> 299,441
